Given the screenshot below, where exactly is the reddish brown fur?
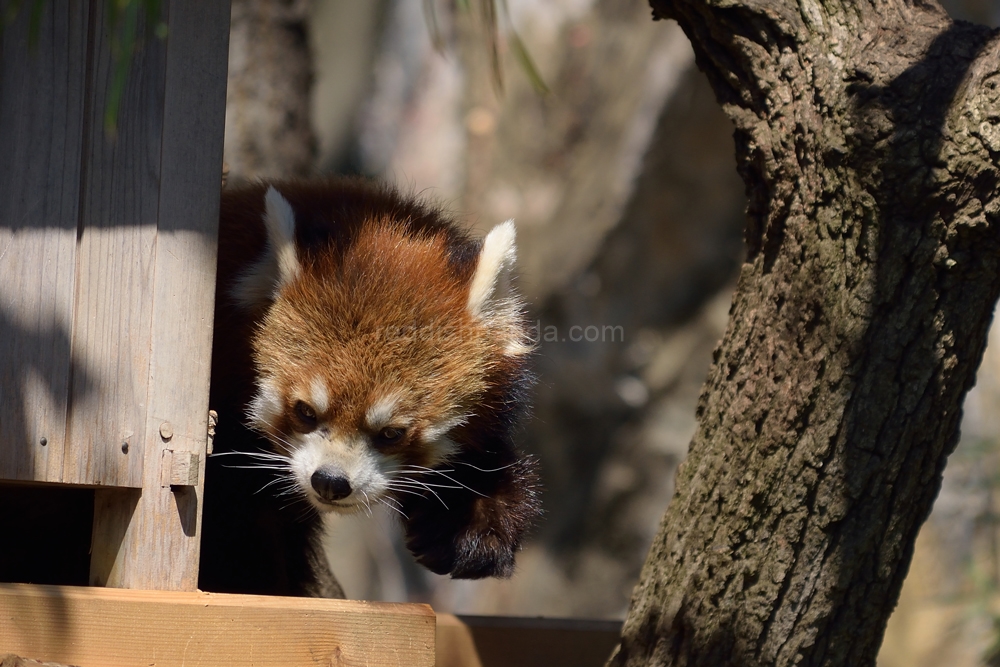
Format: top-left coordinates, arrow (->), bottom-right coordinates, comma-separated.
254,220 -> 495,463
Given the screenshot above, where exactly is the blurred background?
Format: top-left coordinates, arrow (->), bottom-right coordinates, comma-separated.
221,0 -> 1000,664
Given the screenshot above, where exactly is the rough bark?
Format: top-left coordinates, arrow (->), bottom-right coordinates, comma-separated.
224,0 -> 314,179
609,1 -> 1000,666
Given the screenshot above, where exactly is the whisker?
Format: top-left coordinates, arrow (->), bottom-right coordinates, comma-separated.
360,490 -> 373,517
269,432 -> 300,453
210,451 -> 290,462
384,486 -> 432,498
382,464 -> 456,473
376,497 -> 408,519
255,476 -> 296,494
266,488 -> 300,499
380,495 -> 404,508
453,460 -> 518,473
282,495 -> 318,521
263,477 -> 300,492
385,485 -> 448,509
391,479 -> 464,490
386,480 -> 449,509
210,448 -> 288,457
391,467 -> 490,499
243,427 -> 299,455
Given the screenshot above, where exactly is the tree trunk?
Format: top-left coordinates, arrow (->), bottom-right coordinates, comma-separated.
224,0 -> 314,179
609,1 -> 1000,665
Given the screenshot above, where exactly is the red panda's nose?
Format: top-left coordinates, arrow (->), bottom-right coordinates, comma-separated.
311,468 -> 352,502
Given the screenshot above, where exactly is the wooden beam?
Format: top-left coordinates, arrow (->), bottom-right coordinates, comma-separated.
436,613 -> 622,667
0,584 -> 435,667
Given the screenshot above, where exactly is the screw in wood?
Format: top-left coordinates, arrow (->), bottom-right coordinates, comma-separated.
39,437 -> 47,446
159,422 -> 174,441
122,441 -> 129,454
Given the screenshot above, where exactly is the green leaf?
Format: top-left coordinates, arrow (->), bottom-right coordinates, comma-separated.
3,0 -> 25,28
27,0 -> 44,46
105,0 -> 141,137
103,0 -> 166,138
509,32 -> 548,95
422,0 -> 445,53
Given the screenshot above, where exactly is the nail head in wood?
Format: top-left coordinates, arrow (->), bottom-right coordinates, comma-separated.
159,422 -> 173,441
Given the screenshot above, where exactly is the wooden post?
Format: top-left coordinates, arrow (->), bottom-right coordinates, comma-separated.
0,0 -> 230,590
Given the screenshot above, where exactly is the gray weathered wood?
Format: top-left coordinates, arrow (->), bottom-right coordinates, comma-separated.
1,0 -> 229,590
88,0 -> 230,590
0,1 -> 89,483
63,0 -> 167,489
89,488 -> 141,586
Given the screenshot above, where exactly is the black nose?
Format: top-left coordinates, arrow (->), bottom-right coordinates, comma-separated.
311,468 -> 352,502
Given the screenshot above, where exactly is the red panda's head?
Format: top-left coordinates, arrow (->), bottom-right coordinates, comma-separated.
233,183 -> 539,579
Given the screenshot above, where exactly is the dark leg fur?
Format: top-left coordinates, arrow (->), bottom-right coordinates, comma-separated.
400,450 -> 541,579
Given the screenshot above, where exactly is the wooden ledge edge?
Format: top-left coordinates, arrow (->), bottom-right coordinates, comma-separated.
0,582 -> 432,616
0,584 -> 435,667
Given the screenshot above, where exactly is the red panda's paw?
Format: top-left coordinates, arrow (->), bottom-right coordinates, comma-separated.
401,455 -> 541,579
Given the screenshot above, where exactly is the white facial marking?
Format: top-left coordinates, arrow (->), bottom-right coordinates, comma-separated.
420,415 -> 466,465
467,220 -> 516,318
365,393 -> 403,430
309,377 -> 330,414
422,415 -> 466,443
288,430 -> 392,514
428,436 -> 460,466
248,378 -> 283,431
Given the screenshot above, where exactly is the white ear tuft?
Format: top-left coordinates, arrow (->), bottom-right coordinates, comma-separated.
467,220 -> 517,317
264,186 -> 301,287
231,186 -> 303,310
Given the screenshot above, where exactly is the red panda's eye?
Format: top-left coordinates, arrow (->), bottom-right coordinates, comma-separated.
294,401 -> 318,429
374,427 -> 405,447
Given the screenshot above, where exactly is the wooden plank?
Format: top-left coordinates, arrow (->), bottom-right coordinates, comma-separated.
89,0 -> 230,591
0,584 -> 436,667
436,614 -> 622,667
62,0 -> 167,489
0,1 -> 88,483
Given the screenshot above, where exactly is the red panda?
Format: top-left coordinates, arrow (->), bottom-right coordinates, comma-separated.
199,177 -> 540,597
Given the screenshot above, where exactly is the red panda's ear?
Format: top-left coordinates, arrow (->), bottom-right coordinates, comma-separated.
232,186 -> 302,310
467,220 -> 516,317
467,221 -> 532,356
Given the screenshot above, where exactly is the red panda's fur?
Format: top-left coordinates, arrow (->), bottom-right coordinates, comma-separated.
199,177 -> 540,596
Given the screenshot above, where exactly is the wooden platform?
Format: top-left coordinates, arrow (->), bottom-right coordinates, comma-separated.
0,584 -> 625,667
0,584 -> 435,667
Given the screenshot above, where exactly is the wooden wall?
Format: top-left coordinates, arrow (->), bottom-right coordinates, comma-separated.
0,0 -> 230,590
